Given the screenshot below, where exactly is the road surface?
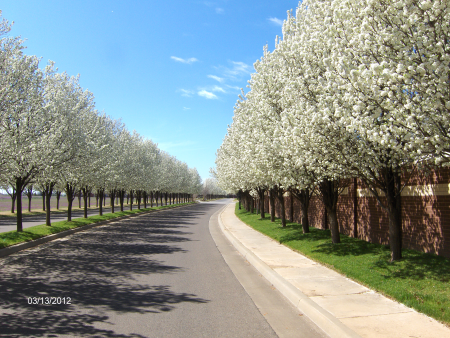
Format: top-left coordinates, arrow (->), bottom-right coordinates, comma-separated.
0,199 -> 326,337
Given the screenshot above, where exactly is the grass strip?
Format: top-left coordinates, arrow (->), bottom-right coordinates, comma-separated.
235,204 -> 450,327
0,202 -> 195,249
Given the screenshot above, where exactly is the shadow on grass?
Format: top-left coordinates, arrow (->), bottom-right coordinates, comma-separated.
237,208 -> 450,283
372,250 -> 450,282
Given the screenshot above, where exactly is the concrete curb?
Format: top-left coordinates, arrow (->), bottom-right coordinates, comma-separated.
0,203 -> 195,258
217,205 -> 361,338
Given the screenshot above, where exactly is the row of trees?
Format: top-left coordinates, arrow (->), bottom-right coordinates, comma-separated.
215,0 -> 450,261
0,13 -> 202,231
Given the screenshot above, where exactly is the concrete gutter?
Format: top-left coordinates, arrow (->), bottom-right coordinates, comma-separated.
217,206 -> 361,338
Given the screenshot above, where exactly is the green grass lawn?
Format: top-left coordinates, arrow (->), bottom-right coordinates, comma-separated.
0,202 -> 195,249
235,204 -> 450,327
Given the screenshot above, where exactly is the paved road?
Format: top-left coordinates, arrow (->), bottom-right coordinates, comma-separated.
0,204 -> 152,233
0,199 -> 325,337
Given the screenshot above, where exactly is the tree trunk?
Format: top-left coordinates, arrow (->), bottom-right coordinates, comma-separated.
289,193 -> 294,223
291,188 -> 311,234
269,189 -> 275,222
383,168 -> 403,261
110,189 -> 116,213
137,190 -> 141,209
78,190 -> 82,208
56,191 -> 61,210
150,192 -> 154,207
66,183 -> 76,222
318,179 -> 340,244
16,177 -> 25,232
27,193 -> 32,212
82,187 -> 89,218
143,191 -> 147,209
10,189 -> 16,214
42,192 -> 45,211
98,189 -> 104,216
129,190 -> 134,211
120,190 -> 125,212
327,207 -> 340,244
258,188 -> 265,219
276,186 -> 286,227
44,183 -> 55,226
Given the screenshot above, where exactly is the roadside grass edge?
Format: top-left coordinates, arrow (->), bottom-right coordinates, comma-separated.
235,203 -> 450,327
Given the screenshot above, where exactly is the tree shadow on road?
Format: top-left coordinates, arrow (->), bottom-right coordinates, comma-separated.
0,205 -> 212,337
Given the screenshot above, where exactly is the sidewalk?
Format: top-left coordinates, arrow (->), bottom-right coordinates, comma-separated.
218,203 -> 450,338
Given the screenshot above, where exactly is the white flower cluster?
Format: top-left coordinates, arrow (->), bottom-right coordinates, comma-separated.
217,0 -> 450,192
215,0 -> 450,259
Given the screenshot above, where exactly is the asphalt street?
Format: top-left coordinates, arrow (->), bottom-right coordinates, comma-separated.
0,199 -> 325,337
1,205 -> 139,233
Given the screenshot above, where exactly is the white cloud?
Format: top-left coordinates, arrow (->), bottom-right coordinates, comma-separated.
226,84 -> 241,90
179,89 -> 194,97
212,85 -> 225,93
268,17 -> 283,26
216,7 -> 224,14
225,61 -> 252,78
183,107 -> 191,110
208,75 -> 224,83
198,90 -> 218,99
170,56 -> 199,64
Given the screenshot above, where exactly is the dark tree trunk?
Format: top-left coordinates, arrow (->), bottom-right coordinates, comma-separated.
26,186 -> 33,213
98,189 -> 104,216
156,192 -> 159,206
275,186 -> 286,227
143,191 -> 147,208
150,192 -> 154,207
78,190 -> 82,209
129,190 -> 134,211
318,179 -> 341,244
82,187 -> 90,218
66,183 -> 77,222
42,192 -> 45,211
15,177 -> 25,232
289,193 -> 294,223
9,188 -> 17,214
160,192 -> 163,206
44,183 -> 55,226
110,189 -> 116,213
164,192 -> 168,206
56,191 -> 61,210
257,188 -> 265,219
383,168 -> 403,261
269,189 -> 275,222
137,190 -> 141,209
291,188 -> 312,234
119,190 -> 125,212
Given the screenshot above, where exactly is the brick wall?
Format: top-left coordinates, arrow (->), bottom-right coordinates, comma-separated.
263,168 -> 450,258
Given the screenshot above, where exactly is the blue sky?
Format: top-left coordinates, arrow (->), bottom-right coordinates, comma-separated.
1,0 -> 299,181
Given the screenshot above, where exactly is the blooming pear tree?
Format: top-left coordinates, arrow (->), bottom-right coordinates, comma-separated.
216,0 -> 450,260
